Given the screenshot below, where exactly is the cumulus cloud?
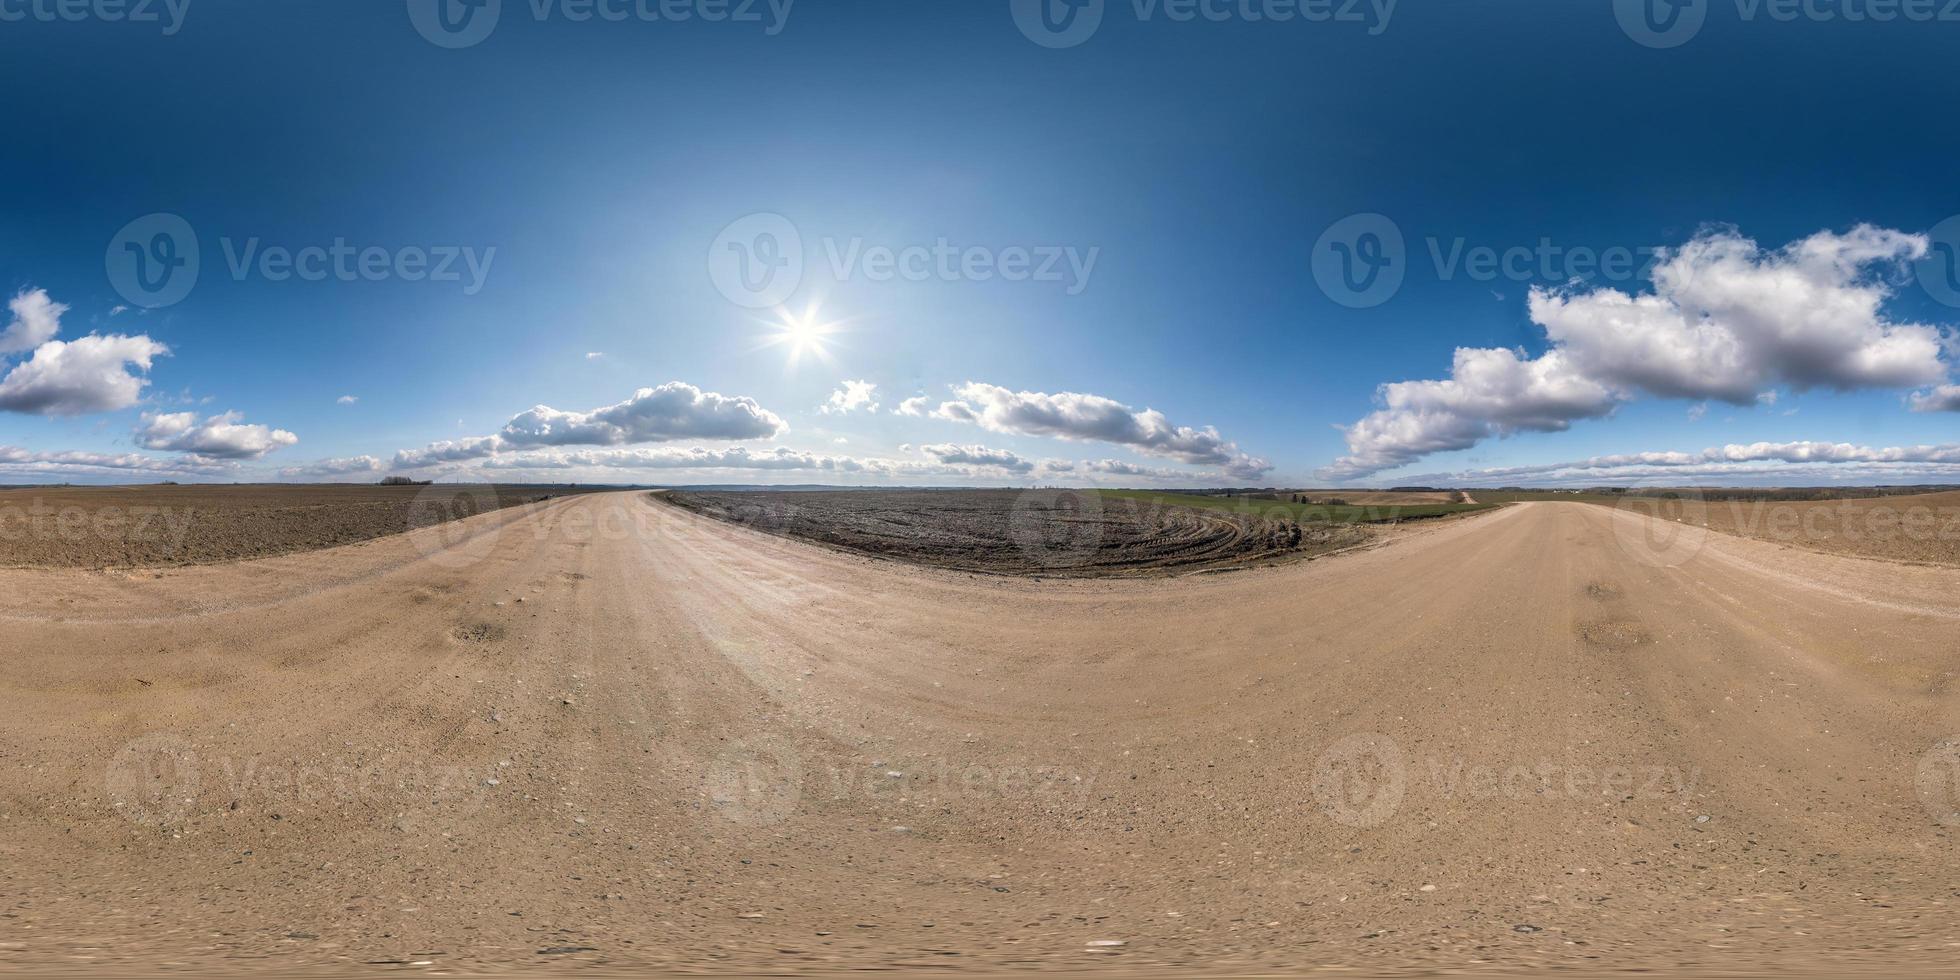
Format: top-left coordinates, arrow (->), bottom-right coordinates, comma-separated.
933,381 -> 1272,479
0,333 -> 171,416
1326,348 -> 1617,480
1440,440 -> 1960,486
931,399 -> 978,423
137,411 -> 299,460
894,395 -> 929,416
0,289 -> 171,416
481,446 -> 870,472
918,443 -> 1034,474
337,395 -> 359,405
394,382 -> 788,469
1910,384 -> 1960,413
393,435 -> 505,469
0,289 -> 64,355
1326,226 -> 1959,481
0,444 -> 236,478
821,379 -> 879,415
278,455 -> 386,480
1081,458 -> 1209,480
472,445 -> 1032,483
499,382 -> 786,447
1533,226 -> 1943,399
400,441 -> 1250,488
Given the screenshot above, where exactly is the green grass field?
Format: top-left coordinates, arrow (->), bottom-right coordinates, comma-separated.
1096,489 -> 1496,524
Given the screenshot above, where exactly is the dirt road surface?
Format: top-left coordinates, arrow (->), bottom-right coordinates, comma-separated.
4,494 -> 1959,974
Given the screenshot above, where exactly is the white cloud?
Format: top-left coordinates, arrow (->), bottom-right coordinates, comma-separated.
393,435 -> 505,469
414,443 -> 1248,488
473,445 -> 1027,483
586,352 -> 606,360
136,411 -> 299,460
1327,226 -> 1959,480
931,399 -> 978,422
918,443 -> 1034,474
894,395 -> 929,416
1082,458 -> 1207,480
0,289 -> 64,354
1443,440 -> 1960,486
1531,226 -> 1942,400
1910,384 -> 1960,413
0,289 -> 171,417
0,444 -> 236,478
0,333 -> 171,416
933,381 -> 1272,479
482,446 -> 864,472
499,382 -> 786,447
392,382 -> 787,469
820,379 -> 879,415
1322,348 -> 1615,481
337,395 -> 359,405
278,455 -> 387,480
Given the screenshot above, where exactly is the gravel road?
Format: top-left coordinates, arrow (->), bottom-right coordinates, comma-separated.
3,493 -> 1957,974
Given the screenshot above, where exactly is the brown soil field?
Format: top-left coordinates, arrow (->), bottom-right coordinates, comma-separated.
1598,489 -> 1960,566
661,488 -> 1372,576
0,483 -> 590,569
4,494 -> 1959,975
1225,490 -> 1465,505
1302,489 -> 1464,505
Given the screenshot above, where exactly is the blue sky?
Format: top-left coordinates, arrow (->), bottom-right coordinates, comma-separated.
2,0 -> 1958,487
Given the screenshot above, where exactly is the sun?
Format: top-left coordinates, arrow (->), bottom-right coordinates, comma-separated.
755,302 -> 846,368
783,312 -> 825,356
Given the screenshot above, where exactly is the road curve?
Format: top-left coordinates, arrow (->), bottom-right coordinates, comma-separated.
2,493 -> 1958,974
